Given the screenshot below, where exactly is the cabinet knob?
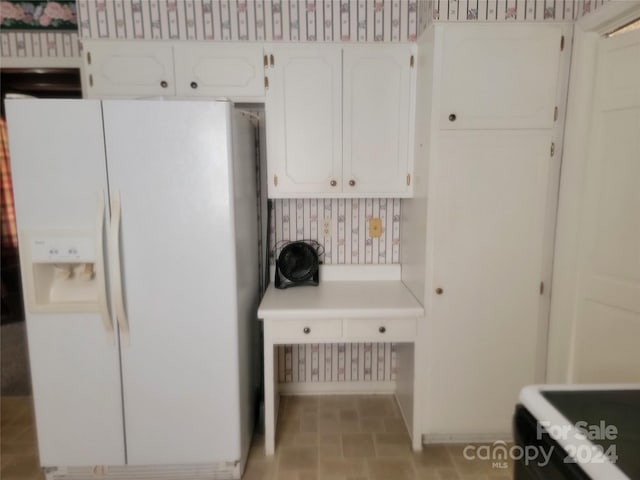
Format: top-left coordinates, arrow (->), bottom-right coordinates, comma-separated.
379,326 -> 386,333
435,287 -> 444,295
448,113 -> 457,122
349,179 -> 356,187
330,179 -> 337,187
190,81 -> 198,89
303,327 -> 311,334
160,81 -> 168,88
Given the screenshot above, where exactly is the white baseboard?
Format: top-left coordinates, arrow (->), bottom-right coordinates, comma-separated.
422,432 -> 513,444
278,381 -> 396,395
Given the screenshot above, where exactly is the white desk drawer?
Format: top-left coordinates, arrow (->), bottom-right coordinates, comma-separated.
343,317 -> 417,341
268,318 -> 342,342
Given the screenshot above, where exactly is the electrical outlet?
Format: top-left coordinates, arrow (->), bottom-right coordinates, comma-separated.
322,218 -> 332,237
369,218 -> 382,238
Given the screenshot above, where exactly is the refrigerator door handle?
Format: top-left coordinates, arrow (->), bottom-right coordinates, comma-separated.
97,192 -> 115,344
109,191 -> 130,346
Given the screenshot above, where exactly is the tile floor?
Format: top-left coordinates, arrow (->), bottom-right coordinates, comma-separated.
245,395 -> 513,480
1,396 -> 43,480
0,395 -> 514,480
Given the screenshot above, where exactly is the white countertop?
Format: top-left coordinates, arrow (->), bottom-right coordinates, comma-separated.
258,265 -> 424,320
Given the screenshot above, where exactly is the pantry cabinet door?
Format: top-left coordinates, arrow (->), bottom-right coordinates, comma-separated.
343,45 -> 416,196
438,25 -> 562,130
427,131 -> 552,435
82,40 -> 175,98
265,46 -> 342,197
174,43 -> 265,100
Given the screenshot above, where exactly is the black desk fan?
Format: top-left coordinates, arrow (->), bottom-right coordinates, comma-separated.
273,240 -> 324,289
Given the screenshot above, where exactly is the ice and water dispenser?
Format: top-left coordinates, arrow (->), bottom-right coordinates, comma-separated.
23,231 -> 102,312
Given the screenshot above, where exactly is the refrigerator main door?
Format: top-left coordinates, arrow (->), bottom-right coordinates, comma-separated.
5,99 -> 125,466
102,101 -> 243,465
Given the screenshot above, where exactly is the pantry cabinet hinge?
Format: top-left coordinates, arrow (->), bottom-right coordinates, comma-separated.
560,35 -> 565,51
270,54 -> 275,66
410,55 -> 415,68
89,74 -> 93,87
263,54 -> 268,67
406,174 -> 411,186
550,142 -> 555,157
540,282 -> 544,295
554,106 -> 559,121
273,175 -> 278,186
264,77 -> 269,89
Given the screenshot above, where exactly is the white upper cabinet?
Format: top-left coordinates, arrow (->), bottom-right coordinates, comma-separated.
82,40 -> 265,101
265,44 -> 416,198
83,40 -> 175,97
343,45 -> 415,195
438,25 -> 563,130
265,46 -> 343,196
174,43 -> 265,99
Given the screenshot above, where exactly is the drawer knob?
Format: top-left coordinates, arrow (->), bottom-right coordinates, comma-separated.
330,179 -> 337,187
160,81 -> 168,88
303,327 -> 311,334
190,81 -> 198,89
435,287 -> 444,295
379,326 -> 386,333
349,179 -> 356,187
448,113 -> 457,122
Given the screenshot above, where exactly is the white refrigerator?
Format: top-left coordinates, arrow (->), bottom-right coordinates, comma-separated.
6,99 -> 259,479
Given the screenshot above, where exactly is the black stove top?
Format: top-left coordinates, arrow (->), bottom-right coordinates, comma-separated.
541,390 -> 640,479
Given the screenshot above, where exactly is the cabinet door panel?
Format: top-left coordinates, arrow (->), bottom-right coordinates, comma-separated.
82,40 -> 175,97
343,45 -> 414,195
439,25 -> 561,129
266,46 -> 342,197
428,131 -> 551,434
174,44 -> 265,99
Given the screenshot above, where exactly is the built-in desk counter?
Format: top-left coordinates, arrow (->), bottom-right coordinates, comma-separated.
258,265 -> 424,455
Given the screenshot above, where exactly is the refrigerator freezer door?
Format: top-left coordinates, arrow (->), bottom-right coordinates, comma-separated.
5,99 -> 125,466
102,100 -> 243,465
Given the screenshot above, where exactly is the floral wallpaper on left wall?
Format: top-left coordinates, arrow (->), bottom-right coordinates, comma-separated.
0,1 -> 80,59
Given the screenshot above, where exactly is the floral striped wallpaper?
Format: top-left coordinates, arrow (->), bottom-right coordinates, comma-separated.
278,343 -> 396,383
75,0 -> 428,41
429,0 -> 611,22
269,198 -> 401,266
0,0 -> 611,60
0,30 -> 79,60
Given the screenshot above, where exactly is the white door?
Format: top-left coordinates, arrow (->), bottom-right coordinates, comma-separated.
569,29 -> 640,382
174,43 -> 265,99
427,131 -> 552,435
101,101 -> 243,465
265,46 -> 342,197
6,100 -> 125,466
343,45 -> 415,195
82,40 -> 175,97
438,25 -> 562,130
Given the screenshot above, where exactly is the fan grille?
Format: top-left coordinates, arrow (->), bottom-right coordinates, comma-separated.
278,242 -> 318,282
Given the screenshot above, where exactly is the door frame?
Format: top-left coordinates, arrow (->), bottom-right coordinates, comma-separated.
546,1 -> 640,382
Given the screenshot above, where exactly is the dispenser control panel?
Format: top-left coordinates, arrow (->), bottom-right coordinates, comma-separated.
30,236 -> 96,263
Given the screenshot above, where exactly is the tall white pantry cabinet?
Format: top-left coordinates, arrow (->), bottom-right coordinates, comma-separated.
403,23 -> 572,440
6,99 -> 259,478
